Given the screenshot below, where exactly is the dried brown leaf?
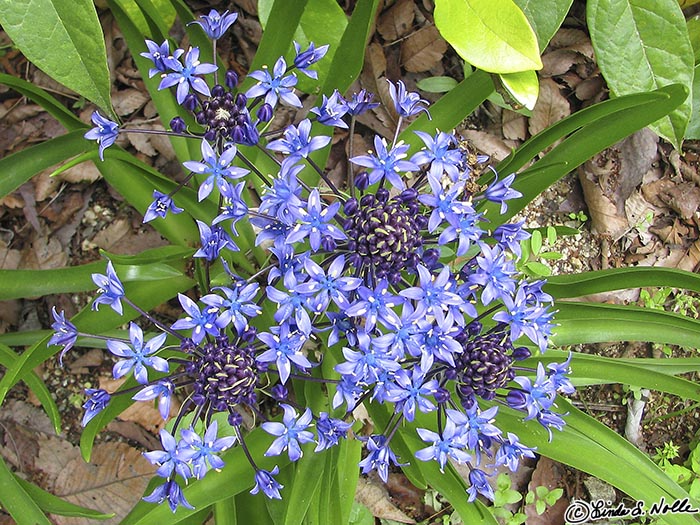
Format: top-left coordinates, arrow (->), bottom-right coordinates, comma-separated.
377,0 -> 414,41
112,89 -> 149,117
459,130 -> 513,162
58,162 -> 102,184
617,129 -> 658,201
578,160 -> 629,240
355,476 -> 415,523
541,49 -> 584,78
550,28 -> 590,50
90,218 -> 168,255
659,182 -> 700,220
19,235 -> 68,270
401,25 -> 447,73
528,79 -> 570,137
502,109 -> 528,141
524,457 -> 569,525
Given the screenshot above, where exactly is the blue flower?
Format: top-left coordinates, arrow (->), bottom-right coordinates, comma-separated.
285,189 -> 346,252
106,322 -> 169,384
171,293 -> 220,344
399,265 -> 462,325
140,40 -> 177,77
91,260 -> 125,315
467,469 -> 494,502
267,119 -> 332,162
262,404 -> 315,461
358,435 -> 403,483
493,221 -> 530,257
335,332 -> 401,385
495,432 -> 536,472
350,135 -> 419,190
49,307 -> 78,365
251,466 -> 284,499
84,111 -> 119,161
159,47 -> 218,104
310,90 -> 349,128
294,255 -> 362,313
345,279 -> 403,332
411,130 -> 463,183
194,220 -> 238,260
437,210 -> 485,256
468,244 -> 517,305
293,41 -> 329,78
385,367 -> 440,422
507,363 -> 557,420
419,178 -> 474,233
178,421 -> 237,479
144,428 -> 192,480
201,282 -> 261,334
415,418 -> 471,472
484,172 -> 522,213
344,89 -> 379,116
214,181 -> 249,232
387,79 -> 430,119
256,324 -> 311,384
315,412 -> 352,451
259,163 -> 305,224
82,388 -> 111,426
184,141 -> 248,201
190,9 -> 238,39
245,57 -> 301,108
143,190 -> 184,223
133,379 -> 175,420
547,352 -> 575,395
143,480 -> 194,513
266,271 -> 313,335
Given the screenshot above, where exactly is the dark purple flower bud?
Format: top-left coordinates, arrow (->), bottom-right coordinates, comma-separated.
271,383 -> 288,401
170,116 -> 186,133
343,197 -> 358,216
235,93 -> 247,108
422,248 -> 440,268
466,321 -> 482,337
225,70 -> 239,89
434,387 -> 450,404
399,187 -> 418,202
180,337 -> 196,353
506,389 -> 527,410
256,103 -> 273,123
415,215 -> 429,229
204,129 -> 217,142
354,171 -> 369,191
359,193 -> 375,207
183,93 -> 199,112
231,126 -> 246,144
512,346 -> 532,361
321,235 -> 337,251
376,188 -> 389,203
241,326 -> 257,342
228,411 -> 243,426
212,84 -> 225,97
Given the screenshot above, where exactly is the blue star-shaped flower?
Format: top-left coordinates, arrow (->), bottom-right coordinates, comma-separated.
84,111 -> 119,161
91,260 -> 125,315
159,47 -> 218,104
183,141 -> 248,201
262,404 -> 315,462
245,57 -> 301,108
190,9 -> 238,39
106,322 -> 169,384
178,421 -> 237,479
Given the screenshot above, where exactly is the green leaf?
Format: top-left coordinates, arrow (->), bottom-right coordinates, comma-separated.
545,266 -> 700,299
282,447 -> 325,525
553,301 -> 700,348
0,455 -> 52,525
513,0 -> 573,51
0,0 -> 112,116
688,16 -> 700,64
434,0 -> 542,74
0,344 -> 61,433
14,476 -> 114,519
416,76 -> 459,93
495,69 -> 539,110
0,73 -> 84,130
587,0 -> 694,148
0,130 -> 89,200
686,63 -> 700,139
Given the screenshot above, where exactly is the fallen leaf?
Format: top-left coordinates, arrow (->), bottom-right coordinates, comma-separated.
578,159 -> 629,240
617,129 -> 658,201
659,182 -> 700,220
401,25 -> 447,73
524,457 -> 569,525
90,218 -> 168,255
502,109 -> 528,141
377,0 -> 414,41
541,49 -> 585,78
528,78 -> 570,138
355,476 -> 415,524
112,89 -> 149,117
58,162 -> 102,184
19,235 -> 68,271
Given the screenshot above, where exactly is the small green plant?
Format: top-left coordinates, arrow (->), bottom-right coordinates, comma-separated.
568,210 -> 588,222
517,226 -> 562,278
491,473 -> 527,525
525,485 -> 564,516
652,440 -> 700,499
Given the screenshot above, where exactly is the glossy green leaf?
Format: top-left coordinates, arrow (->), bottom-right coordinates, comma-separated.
686,63 -> 700,139
0,344 -> 61,433
416,76 -> 459,93
0,455 -> 52,525
434,0 -> 542,73
214,497 -> 237,525
495,69 -> 539,110
282,448 -> 325,525
587,0 -> 694,148
0,130 -> 89,200
14,476 -> 113,519
0,0 -> 112,116
688,16 -> 700,64
0,73 -> 84,130
545,266 -> 700,298
513,0 -> 573,51
553,301 -> 700,347
489,84 -> 688,224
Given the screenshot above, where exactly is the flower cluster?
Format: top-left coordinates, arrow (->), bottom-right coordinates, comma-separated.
56,8 -> 573,512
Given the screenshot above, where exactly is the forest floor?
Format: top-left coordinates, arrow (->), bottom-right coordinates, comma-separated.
1,1 -> 700,524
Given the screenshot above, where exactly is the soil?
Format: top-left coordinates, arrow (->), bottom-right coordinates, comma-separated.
1,1 -> 700,524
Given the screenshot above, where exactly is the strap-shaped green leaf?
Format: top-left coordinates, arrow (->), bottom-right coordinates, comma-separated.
0,130 -> 88,200
0,455 -> 52,525
554,301 -> 700,347
13,475 -> 114,519
546,266 -> 700,298
0,0 -> 112,115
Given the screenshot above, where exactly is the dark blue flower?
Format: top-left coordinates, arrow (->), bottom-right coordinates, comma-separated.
495,432 -> 536,472
411,130 -> 463,183
358,435 -> 403,483
294,255 -> 361,313
262,404 -> 315,461
49,307 -> 78,365
285,189 -> 345,252
171,293 -> 220,344
251,466 -> 283,499
178,421 -> 237,479
385,367 -> 440,422
310,90 -> 348,128
350,135 -> 419,190
201,282 -> 261,334
399,264 -> 462,325
91,260 -> 125,315
493,221 -> 529,257
468,244 -> 517,305
106,322 -> 169,384
293,41 -> 329,78
140,40 -> 176,77
143,190 -> 184,223
315,412 -> 352,451
345,279 -> 403,332
267,119 -> 331,162
190,9 -> 238,39
344,89 -> 379,116
467,469 -> 494,502
484,171 -> 522,213
258,163 -> 305,224
245,57 -> 301,108
159,47 -> 218,104
133,379 -> 174,420
415,418 -> 471,472
256,323 -> 311,384
143,480 -> 194,513
194,220 -> 238,260
144,428 -> 192,480
84,111 -> 119,161
387,79 -> 430,119
82,388 -> 111,426
184,141 -> 248,201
